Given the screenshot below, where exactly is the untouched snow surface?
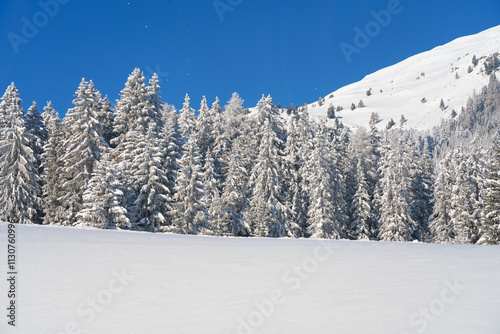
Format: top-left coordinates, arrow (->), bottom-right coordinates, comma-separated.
309,25 -> 500,130
1,222 -> 499,333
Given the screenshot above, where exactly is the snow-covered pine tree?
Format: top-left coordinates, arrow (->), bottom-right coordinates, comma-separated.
244,95 -> 296,238
178,93 -> 196,144
0,83 -> 41,224
75,151 -> 129,229
147,73 -> 165,129
479,135 -> 500,244
161,104 -> 181,201
410,139 -> 434,240
350,159 -> 372,240
306,122 -> 346,239
99,95 -> 115,146
40,101 -> 65,225
218,135 -> 251,236
284,111 -> 313,237
349,127 -> 378,238
129,125 -> 171,232
112,68 -> 161,145
376,138 -> 416,242
25,101 -> 47,172
222,92 -> 246,141
429,155 -> 455,243
58,79 -> 107,225
196,95 -> 211,154
171,134 -> 210,235
448,149 -> 481,244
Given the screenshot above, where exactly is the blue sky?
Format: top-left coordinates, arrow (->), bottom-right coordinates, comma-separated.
1,0 -> 499,117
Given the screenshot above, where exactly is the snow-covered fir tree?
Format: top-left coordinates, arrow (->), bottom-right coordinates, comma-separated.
58,79 -> 107,225
40,102 -> 65,225
350,159 -> 372,240
306,122 -> 346,239
25,101 -> 47,172
410,139 -> 434,240
448,148 -> 481,244
128,126 -> 171,231
178,93 -> 196,144
161,104 -> 181,201
170,135 -> 211,235
99,95 -> 114,146
285,109 -> 317,237
0,83 -> 41,224
429,155 -> 455,243
479,135 -> 500,244
218,135 -> 251,236
75,151 -> 129,229
244,95 -> 297,238
112,68 -> 161,144
376,138 -> 416,242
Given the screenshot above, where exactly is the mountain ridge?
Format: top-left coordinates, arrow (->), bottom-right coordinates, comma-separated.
307,25 -> 500,130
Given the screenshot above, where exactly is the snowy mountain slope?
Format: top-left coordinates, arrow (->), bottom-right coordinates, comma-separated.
1,222 -> 499,334
308,25 -> 500,130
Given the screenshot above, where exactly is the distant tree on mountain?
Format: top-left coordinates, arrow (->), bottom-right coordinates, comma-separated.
358,100 -> 365,108
327,103 -> 335,119
439,99 -> 446,110
351,103 -> 356,110
386,118 -> 395,130
369,112 -> 380,127
472,55 -> 478,67
400,115 -> 407,126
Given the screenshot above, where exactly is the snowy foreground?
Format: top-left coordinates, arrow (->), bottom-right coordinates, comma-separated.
1,222 -> 499,334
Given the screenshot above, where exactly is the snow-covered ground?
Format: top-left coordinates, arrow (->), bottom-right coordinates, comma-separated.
1,222 -> 499,333
308,25 -> 500,130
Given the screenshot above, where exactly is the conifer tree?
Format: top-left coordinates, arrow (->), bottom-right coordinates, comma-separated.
285,111 -> 313,236
306,122 -> 346,239
480,135 -> 500,244
429,155 -> 455,243
75,151 -> 129,229
219,135 -> 251,236
40,102 -> 65,225
178,93 -> 196,143
449,149 -> 481,244
244,95 -> 296,237
171,135 -> 210,234
350,159 -> 372,240
112,68 -> 160,144
0,83 -> 41,224
99,95 -> 114,146
25,101 -> 47,171
58,79 -> 107,224
161,104 -> 181,200
376,139 -> 416,242
129,126 -> 171,231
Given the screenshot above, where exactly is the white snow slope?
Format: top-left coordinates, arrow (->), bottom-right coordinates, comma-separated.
1,222 -> 499,334
309,25 -> 500,130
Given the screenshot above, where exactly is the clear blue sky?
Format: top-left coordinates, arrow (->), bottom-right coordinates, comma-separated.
1,0 -> 499,117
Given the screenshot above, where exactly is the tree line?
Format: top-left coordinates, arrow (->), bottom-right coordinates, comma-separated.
0,68 -> 499,244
